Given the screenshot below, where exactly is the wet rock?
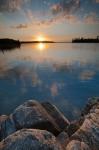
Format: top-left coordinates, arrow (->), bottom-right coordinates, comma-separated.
0,115 -> 16,141
66,97 -> 99,150
0,129 -> 63,150
12,100 -> 69,136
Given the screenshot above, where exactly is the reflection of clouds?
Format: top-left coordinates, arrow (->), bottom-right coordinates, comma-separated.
32,72 -> 42,87
79,70 -> 95,81
52,63 -> 73,73
50,82 -> 64,97
0,62 -> 42,89
50,83 -> 58,97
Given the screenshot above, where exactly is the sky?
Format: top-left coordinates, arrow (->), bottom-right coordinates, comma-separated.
0,0 -> 99,41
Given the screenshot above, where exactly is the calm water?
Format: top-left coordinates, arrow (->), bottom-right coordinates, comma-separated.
0,43 -> 99,120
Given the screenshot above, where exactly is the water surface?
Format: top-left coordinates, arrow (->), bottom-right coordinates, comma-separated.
0,43 -> 99,120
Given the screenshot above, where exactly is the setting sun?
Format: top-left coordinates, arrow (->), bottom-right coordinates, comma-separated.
37,35 -> 46,41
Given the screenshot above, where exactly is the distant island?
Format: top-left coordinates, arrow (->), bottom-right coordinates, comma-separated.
72,36 -> 99,43
21,40 -> 55,44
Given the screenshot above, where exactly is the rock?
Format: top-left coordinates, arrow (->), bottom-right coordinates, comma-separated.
65,119 -> 84,137
0,100 -> 69,141
66,140 -> 90,150
12,100 -> 69,136
0,115 -> 16,141
41,102 -> 70,130
66,97 -> 99,150
57,132 -> 69,150
81,97 -> 99,117
0,129 -> 63,150
1,98 -> 99,150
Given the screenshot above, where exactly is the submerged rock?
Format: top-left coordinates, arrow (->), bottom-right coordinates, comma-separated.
0,129 -> 62,150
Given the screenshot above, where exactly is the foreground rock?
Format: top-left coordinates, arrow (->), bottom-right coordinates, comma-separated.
0,98 -> 99,150
0,100 -> 69,141
0,129 -> 62,150
66,97 -> 99,150
0,115 -> 16,141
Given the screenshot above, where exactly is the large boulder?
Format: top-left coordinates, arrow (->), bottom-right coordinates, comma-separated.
0,100 -> 69,141
0,129 -> 63,150
66,98 -> 99,150
41,102 -> 70,131
12,100 -> 69,136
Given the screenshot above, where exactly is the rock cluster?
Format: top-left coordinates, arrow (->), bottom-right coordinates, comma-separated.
0,97 -> 99,150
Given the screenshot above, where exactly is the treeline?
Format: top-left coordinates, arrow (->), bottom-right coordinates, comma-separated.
72,36 -> 99,43
0,38 -> 21,50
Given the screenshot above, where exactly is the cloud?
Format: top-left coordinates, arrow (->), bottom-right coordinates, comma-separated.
51,0 -> 80,15
11,24 -> 28,29
0,0 -> 30,12
83,13 -> 99,24
51,3 -> 62,15
45,0 -> 81,26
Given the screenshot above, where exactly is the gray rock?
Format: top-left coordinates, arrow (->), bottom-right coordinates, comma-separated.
0,129 -> 63,150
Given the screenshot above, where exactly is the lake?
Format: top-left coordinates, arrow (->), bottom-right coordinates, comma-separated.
0,43 -> 99,120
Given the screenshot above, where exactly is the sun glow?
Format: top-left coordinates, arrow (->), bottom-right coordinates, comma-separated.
38,43 -> 45,50
34,34 -> 49,51
37,35 -> 46,41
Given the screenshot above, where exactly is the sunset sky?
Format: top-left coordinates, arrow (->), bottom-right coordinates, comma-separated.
0,0 -> 99,41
